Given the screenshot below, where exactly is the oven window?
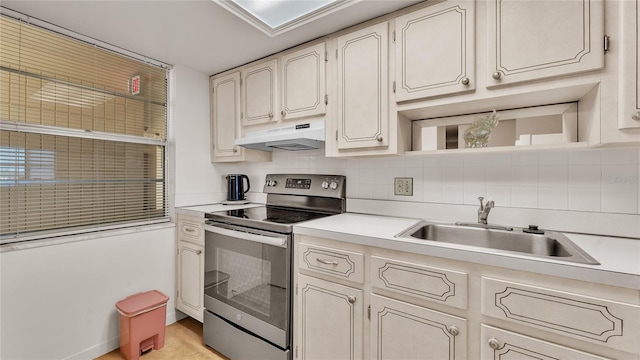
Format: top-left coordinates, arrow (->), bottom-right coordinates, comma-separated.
205,231 -> 289,331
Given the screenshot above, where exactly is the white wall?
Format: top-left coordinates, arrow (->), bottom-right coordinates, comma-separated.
172,65 -> 226,207
0,226 -> 176,360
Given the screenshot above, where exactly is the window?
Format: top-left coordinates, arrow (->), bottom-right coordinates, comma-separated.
0,12 -> 169,244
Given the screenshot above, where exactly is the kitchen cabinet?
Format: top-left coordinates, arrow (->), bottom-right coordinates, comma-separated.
481,325 -> 609,360
210,72 -> 271,163
481,276 -> 640,355
280,43 -> 326,121
486,0 -> 604,87
394,0 -> 475,102
296,273 -> 363,360
618,0 -> 640,129
294,232 -> 640,359
176,239 -> 204,322
336,21 -> 390,150
175,213 -> 205,322
241,59 -> 278,126
370,294 -> 467,360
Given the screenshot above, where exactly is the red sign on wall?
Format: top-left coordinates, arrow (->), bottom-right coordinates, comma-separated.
130,75 -> 141,95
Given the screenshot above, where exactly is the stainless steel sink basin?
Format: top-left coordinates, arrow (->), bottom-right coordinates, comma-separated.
397,222 -> 599,265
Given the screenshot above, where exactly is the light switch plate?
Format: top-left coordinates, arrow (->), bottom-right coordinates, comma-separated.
394,177 -> 413,196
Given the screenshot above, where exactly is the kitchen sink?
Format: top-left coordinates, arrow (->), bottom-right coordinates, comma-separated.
396,222 -> 600,265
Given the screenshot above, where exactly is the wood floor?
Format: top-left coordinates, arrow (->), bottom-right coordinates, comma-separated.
96,317 -> 227,360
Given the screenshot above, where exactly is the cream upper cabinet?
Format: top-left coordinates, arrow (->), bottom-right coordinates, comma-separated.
210,72 -> 271,163
210,72 -> 242,161
296,274 -> 363,360
242,59 -> 278,126
337,22 -> 389,150
619,0 -> 640,129
280,43 -> 326,121
395,0 -> 475,102
370,294 -> 467,360
486,0 -> 604,87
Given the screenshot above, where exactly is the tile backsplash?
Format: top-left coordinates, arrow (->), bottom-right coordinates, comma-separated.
218,147 -> 640,216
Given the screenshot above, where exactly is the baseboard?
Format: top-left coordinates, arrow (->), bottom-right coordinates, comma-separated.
62,310 -> 179,360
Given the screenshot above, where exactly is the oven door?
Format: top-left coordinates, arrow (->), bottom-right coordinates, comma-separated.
203,220 -> 291,349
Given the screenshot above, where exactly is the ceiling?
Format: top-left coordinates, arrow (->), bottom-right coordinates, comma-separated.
1,0 -> 424,76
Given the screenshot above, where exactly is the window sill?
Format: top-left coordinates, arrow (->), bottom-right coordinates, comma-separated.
0,221 -> 175,253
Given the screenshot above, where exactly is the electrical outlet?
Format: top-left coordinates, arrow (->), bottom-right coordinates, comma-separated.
394,177 -> 413,196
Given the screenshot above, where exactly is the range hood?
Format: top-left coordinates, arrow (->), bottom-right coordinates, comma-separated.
235,121 -> 325,151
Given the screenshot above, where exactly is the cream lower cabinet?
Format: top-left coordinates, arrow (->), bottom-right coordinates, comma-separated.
294,234 -> 640,360
296,274 -> 363,360
481,325 -> 610,360
176,240 -> 204,322
370,294 -> 467,360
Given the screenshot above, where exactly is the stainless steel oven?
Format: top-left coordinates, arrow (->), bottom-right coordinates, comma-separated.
203,174 -> 346,360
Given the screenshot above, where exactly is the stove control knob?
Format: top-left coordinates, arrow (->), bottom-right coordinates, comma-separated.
271,179 -> 277,186
321,180 -> 329,189
266,180 -> 272,186
330,181 -> 339,190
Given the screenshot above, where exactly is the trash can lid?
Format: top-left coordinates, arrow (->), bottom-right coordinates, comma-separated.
116,290 -> 169,317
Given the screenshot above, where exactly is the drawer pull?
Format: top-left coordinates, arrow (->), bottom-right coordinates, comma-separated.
185,228 -> 195,233
347,295 -> 356,304
488,337 -> 500,350
447,325 -> 459,337
316,258 -> 339,265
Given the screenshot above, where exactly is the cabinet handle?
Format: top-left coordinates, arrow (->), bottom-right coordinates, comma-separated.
316,258 -> 338,265
196,250 -> 202,255
632,112 -> 640,121
185,228 -> 195,233
447,325 -> 460,336
461,77 -> 470,86
492,72 -> 502,80
488,337 -> 500,350
269,111 -> 274,118
376,135 -> 383,142
233,148 -> 238,153
281,110 -> 286,117
347,296 -> 356,304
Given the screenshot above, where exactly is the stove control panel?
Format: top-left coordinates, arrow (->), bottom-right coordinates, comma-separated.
263,174 -> 346,198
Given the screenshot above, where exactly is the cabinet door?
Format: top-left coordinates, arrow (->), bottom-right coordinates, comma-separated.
296,274 -> 363,360
211,72 -> 242,161
337,22 -> 389,150
177,240 -> 204,322
280,43 -> 326,120
242,59 -> 278,126
486,0 -> 604,87
370,294 -> 467,360
619,0 -> 640,129
395,0 -> 475,102
481,325 -> 610,360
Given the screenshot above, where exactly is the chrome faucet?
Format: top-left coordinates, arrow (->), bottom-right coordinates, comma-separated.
477,197 -> 494,224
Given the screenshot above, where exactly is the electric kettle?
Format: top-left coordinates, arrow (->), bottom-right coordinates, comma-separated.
226,174 -> 250,201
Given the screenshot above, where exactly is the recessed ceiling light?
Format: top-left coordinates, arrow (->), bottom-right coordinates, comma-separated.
215,0 -> 359,37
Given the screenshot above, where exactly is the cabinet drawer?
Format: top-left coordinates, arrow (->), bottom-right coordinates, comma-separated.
482,277 -> 640,354
371,256 -> 467,310
298,243 -> 364,284
481,325 -> 610,360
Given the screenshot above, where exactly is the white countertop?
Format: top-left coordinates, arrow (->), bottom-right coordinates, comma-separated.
175,203 -> 262,217
293,213 -> 640,290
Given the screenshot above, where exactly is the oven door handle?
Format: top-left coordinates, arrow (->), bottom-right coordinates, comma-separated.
203,224 -> 287,248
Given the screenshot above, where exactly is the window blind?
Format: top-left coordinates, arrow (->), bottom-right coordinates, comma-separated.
0,13 -> 169,243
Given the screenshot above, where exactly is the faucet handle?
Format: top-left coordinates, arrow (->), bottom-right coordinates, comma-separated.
478,196 -> 485,208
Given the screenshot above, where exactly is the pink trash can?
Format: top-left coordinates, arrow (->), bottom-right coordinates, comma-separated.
115,290 -> 169,360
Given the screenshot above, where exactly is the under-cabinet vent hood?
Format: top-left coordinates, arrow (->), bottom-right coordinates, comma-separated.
235,121 -> 325,151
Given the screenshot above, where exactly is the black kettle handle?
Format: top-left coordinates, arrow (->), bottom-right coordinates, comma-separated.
242,175 -> 250,194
